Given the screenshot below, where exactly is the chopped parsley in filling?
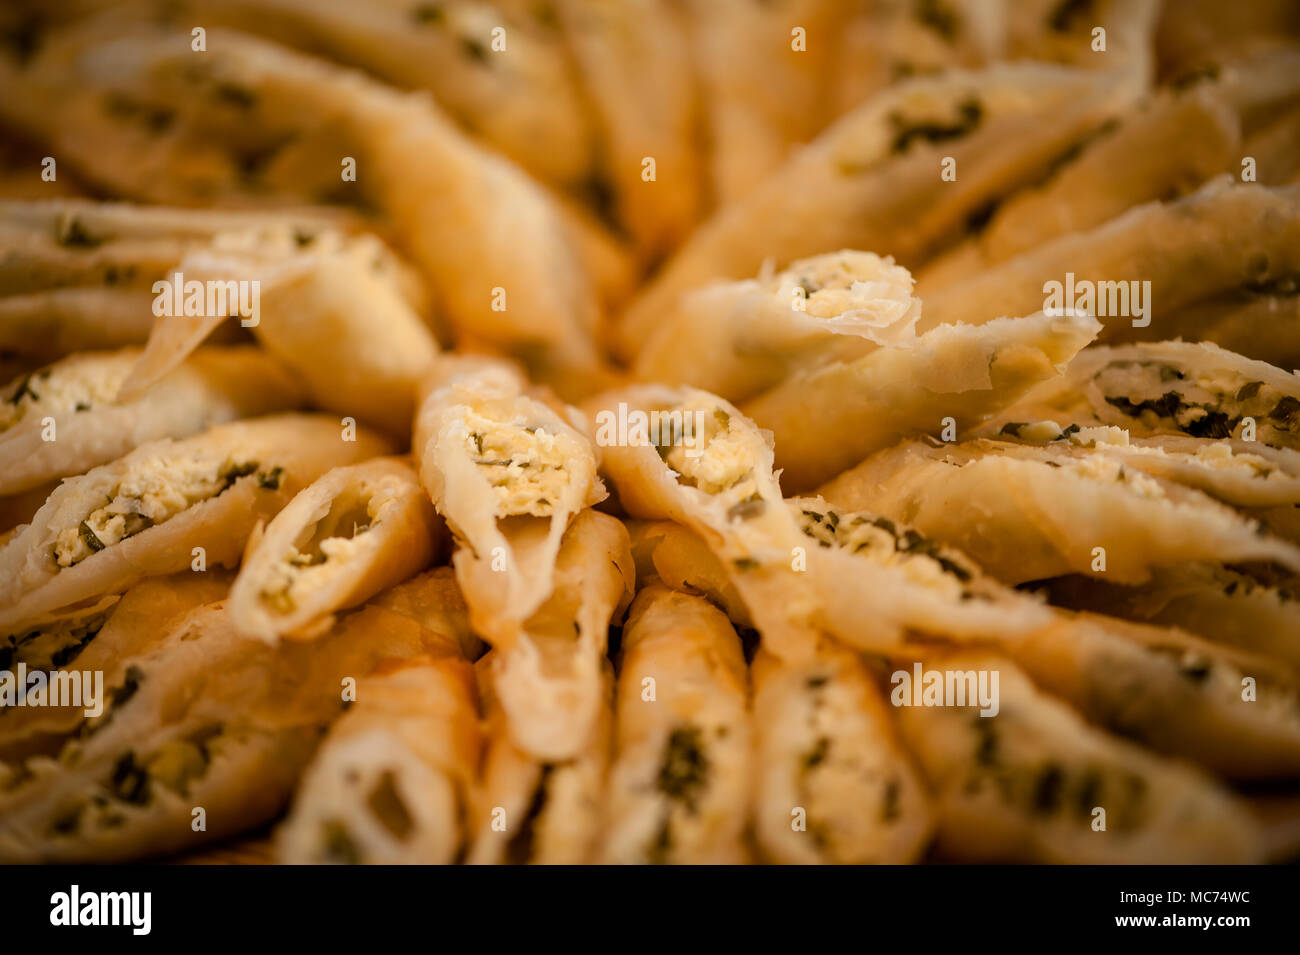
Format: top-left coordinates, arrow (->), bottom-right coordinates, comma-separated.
794,500 -> 981,598
961,714 -> 1149,832
888,97 -> 982,155
1095,360 -> 1299,443
461,408 -> 586,517
648,726 -> 711,863
0,614 -> 109,673
39,723 -> 224,836
259,491 -> 376,614
0,362 -> 122,433
53,455 -> 275,567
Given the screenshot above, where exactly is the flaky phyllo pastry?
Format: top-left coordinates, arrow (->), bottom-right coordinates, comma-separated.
0,598 -> 447,863
601,585 -> 751,864
275,623 -> 480,865
821,438 -> 1300,585
0,198 -> 436,436
584,385 -> 817,660
0,17 -> 618,394
898,652 -> 1263,864
617,60 -> 1142,356
414,356 -> 606,643
0,414 -> 391,634
0,345 -> 305,496
467,650 -> 613,865
634,250 -> 923,403
229,458 -> 444,644
750,641 -> 934,865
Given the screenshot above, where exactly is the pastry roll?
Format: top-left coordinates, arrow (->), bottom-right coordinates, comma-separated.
788,494 -> 1300,778
895,651 -> 1264,863
0,572 -> 232,747
0,198 -> 359,292
634,250 -> 922,403
752,643 -> 933,864
167,0 -> 598,189
118,231 -> 437,438
583,385 -> 817,660
917,180 -> 1300,343
743,309 -> 1101,490
276,649 -> 480,865
791,496 -> 1057,649
601,585 -> 751,864
997,612 -> 1300,781
978,422 -> 1300,509
1036,566 -> 1300,671
467,654 -> 612,865
229,458 -> 444,644
0,198 -> 435,437
684,0 -> 846,205
617,61 -> 1138,356
0,20 -> 611,395
0,600 -> 446,862
819,438 -> 1300,584
917,83 -> 1240,292
484,510 -> 634,760
0,346 -> 306,496
413,355 -> 606,645
982,340 -> 1300,452
557,0 -> 705,260
0,413 -> 392,634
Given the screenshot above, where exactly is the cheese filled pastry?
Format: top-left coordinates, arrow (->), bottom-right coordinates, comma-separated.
684,0 -> 845,206
0,413 -> 392,634
0,20 -> 611,396
0,198 -> 435,437
276,645 -> 480,865
895,651 -> 1264,863
917,83 -> 1240,292
166,0 -> 598,189
752,642 -> 933,864
617,62 -> 1138,356
0,346 -> 305,496
467,654 -> 612,865
484,510 -> 634,761
634,250 -> 922,404
982,340 -> 1300,452
229,458 -> 444,644
557,0 -> 704,260
0,572 -> 231,749
583,385 -> 817,660
977,421 -> 1300,509
414,355 -> 605,647
1035,565 -> 1300,671
743,309 -> 1100,491
918,180 -> 1300,342
0,601 -> 446,862
601,585 -> 751,864
821,437 -> 1300,584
